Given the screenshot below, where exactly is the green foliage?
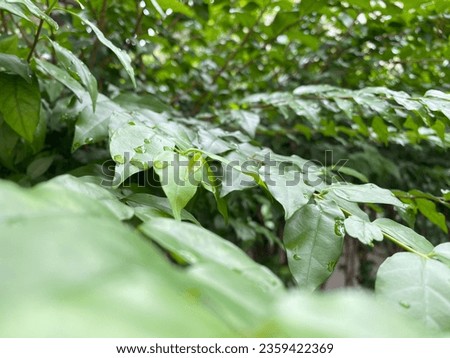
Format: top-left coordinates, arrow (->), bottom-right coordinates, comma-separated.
0,73 -> 40,142
0,0 -> 449,337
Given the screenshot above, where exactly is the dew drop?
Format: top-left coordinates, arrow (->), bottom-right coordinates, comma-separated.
128,121 -> 136,126
399,301 -> 410,309
84,137 -> 94,144
73,142 -> 81,150
293,254 -> 301,261
154,160 -> 168,169
113,154 -> 125,164
131,159 -> 148,170
144,138 -> 151,144
134,145 -> 146,154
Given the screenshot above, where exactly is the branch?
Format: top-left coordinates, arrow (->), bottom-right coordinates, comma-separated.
27,19 -> 44,62
26,1 -> 57,62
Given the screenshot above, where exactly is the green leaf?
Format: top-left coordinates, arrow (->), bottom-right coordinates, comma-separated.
229,110 -> 260,137
266,165 -> 314,219
50,40 -> 98,110
415,198 -> 448,233
372,116 -> 389,144
376,252 -> 450,331
34,58 -> 86,102
68,12 -> 136,88
109,122 -> 174,183
26,156 -> 53,179
324,191 -> 370,221
0,35 -> 19,54
153,151 -> 199,220
6,0 -> 58,29
0,1 -> 32,21
113,93 -> 172,113
298,0 -> 326,16
344,216 -> 383,246
126,193 -> 200,224
283,200 -> 345,291
187,263 -> 275,332
153,0 -> 195,17
47,175 -> 134,221
139,218 -> 283,293
0,117 -> 20,169
72,94 -> 124,151
275,291 -> 431,337
0,180 -> 233,337
332,166 -> 369,183
0,73 -> 40,142
220,151 -> 257,197
0,53 -> 31,82
373,218 -> 434,255
430,243 -> 450,267
327,183 -> 404,207
200,160 -> 229,220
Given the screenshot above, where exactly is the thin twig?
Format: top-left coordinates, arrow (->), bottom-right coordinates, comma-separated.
9,14 -> 32,46
211,6 -> 268,85
27,19 -> 44,62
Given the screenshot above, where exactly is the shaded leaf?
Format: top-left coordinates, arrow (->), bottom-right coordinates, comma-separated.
416,198 -> 448,233
0,53 -> 31,82
0,73 -> 40,142
69,12 -> 136,87
34,58 -> 86,102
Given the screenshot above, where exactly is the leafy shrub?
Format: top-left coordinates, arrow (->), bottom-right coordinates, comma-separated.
0,0 -> 449,337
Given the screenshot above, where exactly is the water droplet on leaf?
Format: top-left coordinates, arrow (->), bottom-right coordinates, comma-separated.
399,301 -> 410,309
113,155 -> 125,164
154,160 -> 168,169
134,145 -> 146,154
128,121 -> 136,126
293,254 -> 301,261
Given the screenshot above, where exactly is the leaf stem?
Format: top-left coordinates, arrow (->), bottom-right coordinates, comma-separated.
382,232 -> 430,259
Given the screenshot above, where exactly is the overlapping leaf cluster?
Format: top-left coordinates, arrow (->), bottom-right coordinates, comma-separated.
0,0 -> 449,337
